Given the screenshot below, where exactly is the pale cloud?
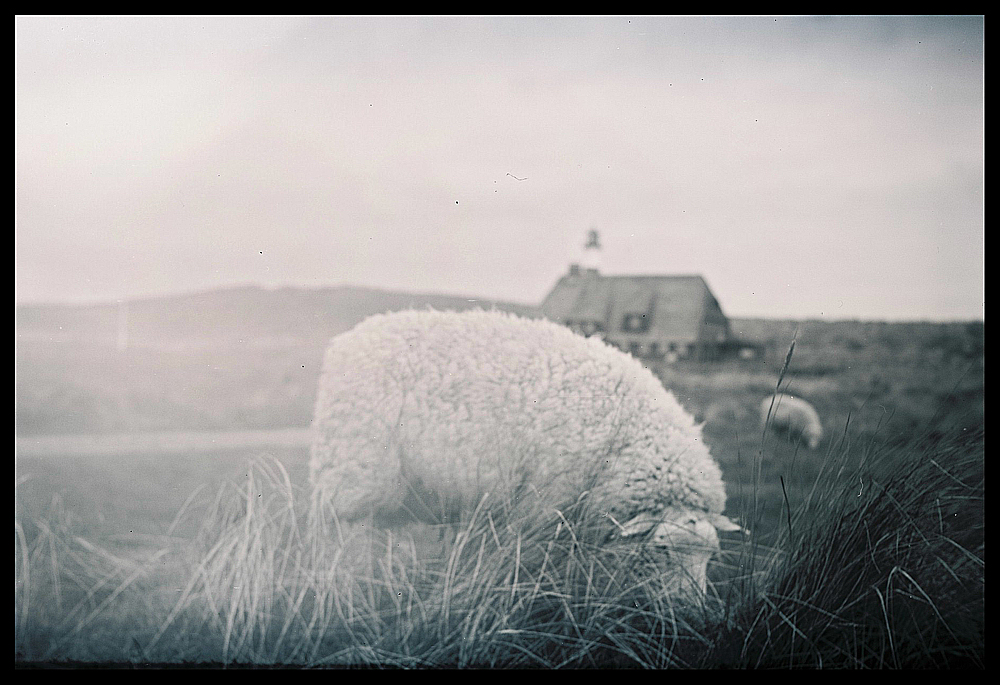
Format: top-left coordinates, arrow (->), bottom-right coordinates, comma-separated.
15,16 -> 983,320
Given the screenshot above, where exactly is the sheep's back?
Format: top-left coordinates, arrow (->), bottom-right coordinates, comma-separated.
310,310 -> 723,518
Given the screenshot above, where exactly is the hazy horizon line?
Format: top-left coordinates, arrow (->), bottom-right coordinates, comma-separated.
14,279 -> 984,324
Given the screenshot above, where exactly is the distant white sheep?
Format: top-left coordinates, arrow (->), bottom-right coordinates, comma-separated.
309,309 -> 745,595
761,393 -> 823,450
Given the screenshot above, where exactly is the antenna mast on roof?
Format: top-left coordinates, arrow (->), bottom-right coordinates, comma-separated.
580,228 -> 602,272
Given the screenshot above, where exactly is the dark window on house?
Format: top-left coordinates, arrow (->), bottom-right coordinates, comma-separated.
668,342 -> 678,352
647,342 -> 662,358
621,313 -> 649,333
629,342 -> 643,357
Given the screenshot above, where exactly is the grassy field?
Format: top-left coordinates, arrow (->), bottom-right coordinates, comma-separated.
15,352 -> 984,667
14,301 -> 984,667
14,425 -> 984,668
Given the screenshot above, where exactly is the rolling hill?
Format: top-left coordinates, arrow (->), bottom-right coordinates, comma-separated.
15,285 -> 983,437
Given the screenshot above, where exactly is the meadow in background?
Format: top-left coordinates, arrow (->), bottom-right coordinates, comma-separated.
15,288 -> 984,667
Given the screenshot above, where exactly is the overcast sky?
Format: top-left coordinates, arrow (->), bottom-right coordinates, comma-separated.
15,16 -> 983,320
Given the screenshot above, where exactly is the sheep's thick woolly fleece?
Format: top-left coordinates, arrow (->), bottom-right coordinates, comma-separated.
761,393 -> 823,449
309,309 -> 731,526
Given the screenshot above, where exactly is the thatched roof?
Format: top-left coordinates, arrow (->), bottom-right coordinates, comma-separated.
540,271 -> 730,345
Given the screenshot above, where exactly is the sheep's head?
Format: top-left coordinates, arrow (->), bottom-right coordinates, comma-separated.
618,508 -> 747,596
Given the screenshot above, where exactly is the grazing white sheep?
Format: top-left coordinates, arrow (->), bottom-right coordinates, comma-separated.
309,309 -> 744,594
761,393 -> 823,450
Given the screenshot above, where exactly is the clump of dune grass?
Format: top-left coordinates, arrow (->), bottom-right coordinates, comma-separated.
126,453 -> 736,667
15,493 -> 173,663
711,422 -> 984,669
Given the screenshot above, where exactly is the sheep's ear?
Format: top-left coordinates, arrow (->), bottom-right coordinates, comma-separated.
618,512 -> 660,537
709,513 -> 750,536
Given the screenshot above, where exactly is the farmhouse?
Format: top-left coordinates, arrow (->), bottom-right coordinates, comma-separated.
540,232 -> 733,362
